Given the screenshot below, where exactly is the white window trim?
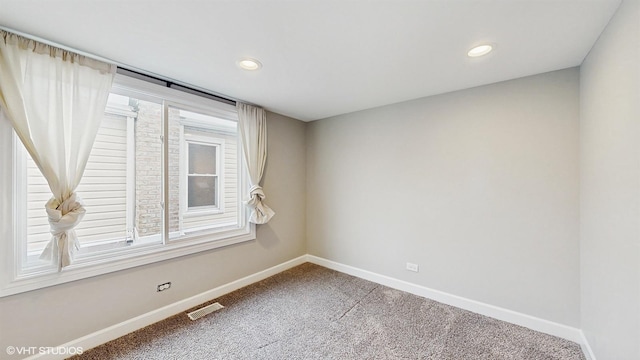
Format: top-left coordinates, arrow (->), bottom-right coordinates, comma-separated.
0,74 -> 254,298
13,133 -> 28,272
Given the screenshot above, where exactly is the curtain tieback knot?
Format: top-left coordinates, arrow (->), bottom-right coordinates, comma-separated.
247,185 -> 266,203
244,185 -> 275,224
40,192 -> 86,270
46,192 -> 86,235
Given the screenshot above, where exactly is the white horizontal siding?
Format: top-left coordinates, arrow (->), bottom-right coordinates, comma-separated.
27,114 -> 129,254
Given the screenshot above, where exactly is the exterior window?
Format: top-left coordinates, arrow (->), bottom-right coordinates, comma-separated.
187,142 -> 219,208
0,74 -> 253,297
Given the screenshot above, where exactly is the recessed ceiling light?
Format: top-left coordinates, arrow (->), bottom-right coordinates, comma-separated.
467,44 -> 493,57
237,58 -> 262,71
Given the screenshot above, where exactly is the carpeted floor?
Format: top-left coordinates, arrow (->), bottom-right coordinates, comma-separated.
73,263 -> 585,360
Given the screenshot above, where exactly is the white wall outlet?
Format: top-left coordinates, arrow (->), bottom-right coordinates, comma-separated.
157,282 -> 171,292
406,262 -> 419,272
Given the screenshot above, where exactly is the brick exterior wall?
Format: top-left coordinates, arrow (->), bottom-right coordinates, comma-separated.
134,101 -> 163,237
167,108 -> 181,233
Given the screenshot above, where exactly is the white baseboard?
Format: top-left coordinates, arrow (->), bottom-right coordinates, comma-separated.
31,254 -> 593,360
306,255 -> 584,344
579,330 -> 597,360
26,255 -> 308,360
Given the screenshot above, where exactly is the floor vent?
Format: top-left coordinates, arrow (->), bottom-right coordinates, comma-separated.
187,302 -> 224,321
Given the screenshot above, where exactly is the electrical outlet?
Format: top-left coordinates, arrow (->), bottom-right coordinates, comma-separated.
157,282 -> 171,292
406,262 -> 419,272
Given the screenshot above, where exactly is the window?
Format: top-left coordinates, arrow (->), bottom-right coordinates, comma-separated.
20,94 -> 150,260
169,105 -> 240,238
187,142 -> 219,208
0,74 -> 253,297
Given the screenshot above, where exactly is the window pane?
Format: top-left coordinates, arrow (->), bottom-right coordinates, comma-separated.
22,94 -> 164,266
188,143 -> 216,175
167,105 -> 240,239
76,113 -> 129,246
188,176 -> 217,207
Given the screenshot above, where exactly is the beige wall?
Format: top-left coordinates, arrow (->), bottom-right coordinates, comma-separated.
580,0 -> 640,359
0,111 -> 307,356
307,68 -> 581,326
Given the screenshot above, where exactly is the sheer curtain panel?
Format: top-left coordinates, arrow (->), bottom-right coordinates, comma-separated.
237,103 -> 275,224
0,30 -> 116,270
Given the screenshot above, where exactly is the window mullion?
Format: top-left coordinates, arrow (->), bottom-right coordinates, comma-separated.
126,115 -> 136,243
162,101 -> 169,245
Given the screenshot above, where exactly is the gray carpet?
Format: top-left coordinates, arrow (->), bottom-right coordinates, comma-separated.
72,263 -> 585,360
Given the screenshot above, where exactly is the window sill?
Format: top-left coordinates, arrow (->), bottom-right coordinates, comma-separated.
0,224 -> 255,298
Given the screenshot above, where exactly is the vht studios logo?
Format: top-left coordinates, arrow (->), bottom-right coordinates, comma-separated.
6,346 -> 83,356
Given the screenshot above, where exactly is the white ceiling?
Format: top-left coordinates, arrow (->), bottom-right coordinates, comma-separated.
0,0 -> 621,121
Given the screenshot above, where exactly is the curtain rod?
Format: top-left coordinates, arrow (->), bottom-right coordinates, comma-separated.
0,26 -> 238,107
117,67 -> 236,106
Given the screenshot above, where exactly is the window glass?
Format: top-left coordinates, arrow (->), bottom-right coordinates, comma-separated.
167,105 -> 239,240
21,94 -> 164,267
188,143 -> 216,175
188,176 -> 217,207
130,97 -> 163,246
